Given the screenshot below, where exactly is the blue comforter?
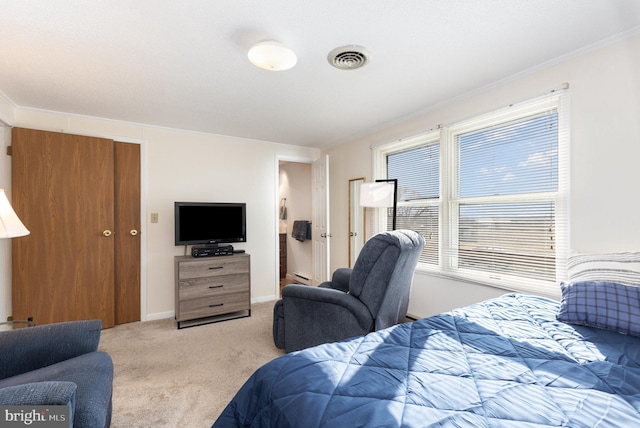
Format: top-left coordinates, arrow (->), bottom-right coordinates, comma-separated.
213,294 -> 640,427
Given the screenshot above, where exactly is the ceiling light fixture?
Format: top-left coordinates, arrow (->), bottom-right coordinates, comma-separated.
248,41 -> 297,71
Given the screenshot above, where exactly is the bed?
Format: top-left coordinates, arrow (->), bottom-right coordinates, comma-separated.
213,292 -> 640,427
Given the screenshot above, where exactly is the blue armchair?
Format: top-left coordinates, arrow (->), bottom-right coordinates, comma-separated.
273,230 -> 425,352
0,320 -> 114,427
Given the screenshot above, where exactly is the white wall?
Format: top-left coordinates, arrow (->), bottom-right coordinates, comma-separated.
0,95 -> 16,322
324,33 -> 640,318
0,125 -> 12,323
0,105 -> 320,321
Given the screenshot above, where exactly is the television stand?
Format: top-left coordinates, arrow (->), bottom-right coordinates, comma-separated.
174,253 -> 251,328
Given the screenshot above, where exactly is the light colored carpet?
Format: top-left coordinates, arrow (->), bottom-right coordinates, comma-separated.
99,301 -> 285,427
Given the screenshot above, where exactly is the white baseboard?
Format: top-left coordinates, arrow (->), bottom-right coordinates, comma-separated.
252,295 -> 278,304
145,310 -> 174,321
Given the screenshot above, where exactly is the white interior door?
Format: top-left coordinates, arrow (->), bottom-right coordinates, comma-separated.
312,155 -> 330,285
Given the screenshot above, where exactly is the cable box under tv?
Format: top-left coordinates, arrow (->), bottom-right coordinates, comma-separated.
191,245 -> 234,258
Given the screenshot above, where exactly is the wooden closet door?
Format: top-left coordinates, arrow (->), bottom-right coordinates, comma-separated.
114,141 -> 141,324
11,128 -> 116,327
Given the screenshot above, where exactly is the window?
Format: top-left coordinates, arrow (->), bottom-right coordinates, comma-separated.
387,142 -> 440,265
374,92 -> 569,295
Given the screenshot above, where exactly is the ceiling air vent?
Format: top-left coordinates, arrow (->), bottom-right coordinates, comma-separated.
327,45 -> 371,70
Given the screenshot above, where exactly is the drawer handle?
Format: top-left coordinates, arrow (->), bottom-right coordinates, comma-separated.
209,285 -> 224,289
209,266 -> 224,270
209,303 -> 224,308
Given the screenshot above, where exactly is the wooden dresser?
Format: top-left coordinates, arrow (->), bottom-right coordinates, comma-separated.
174,253 -> 251,328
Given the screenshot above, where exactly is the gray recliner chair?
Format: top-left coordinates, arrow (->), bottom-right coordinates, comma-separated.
0,320 -> 113,428
273,229 -> 425,353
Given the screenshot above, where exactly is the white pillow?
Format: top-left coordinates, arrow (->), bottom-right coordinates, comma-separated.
567,252 -> 640,286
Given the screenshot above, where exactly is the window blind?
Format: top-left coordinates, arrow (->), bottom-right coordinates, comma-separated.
374,90 -> 569,296
454,110 -> 559,282
387,144 -> 439,201
458,112 -> 558,198
387,142 -> 440,265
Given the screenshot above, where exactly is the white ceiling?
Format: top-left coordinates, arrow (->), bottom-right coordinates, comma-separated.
1,1 -> 639,149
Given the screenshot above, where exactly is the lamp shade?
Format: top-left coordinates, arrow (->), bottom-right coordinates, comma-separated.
248,41 -> 297,71
0,189 -> 29,238
359,182 -> 395,207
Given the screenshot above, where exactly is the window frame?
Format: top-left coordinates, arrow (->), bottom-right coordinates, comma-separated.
382,133 -> 442,266
372,92 -> 570,296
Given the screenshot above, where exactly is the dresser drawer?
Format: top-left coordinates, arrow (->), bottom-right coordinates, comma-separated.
178,273 -> 248,300
177,291 -> 250,321
178,256 -> 249,280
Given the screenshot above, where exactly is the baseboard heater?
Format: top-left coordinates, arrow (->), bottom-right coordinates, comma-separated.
292,272 -> 311,285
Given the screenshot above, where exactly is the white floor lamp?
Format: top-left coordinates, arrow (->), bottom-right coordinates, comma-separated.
359,179 -> 398,230
0,189 -> 30,239
0,189 -> 32,327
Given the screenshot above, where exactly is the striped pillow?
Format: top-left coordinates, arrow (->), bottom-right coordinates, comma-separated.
567,252 -> 640,286
557,281 -> 640,337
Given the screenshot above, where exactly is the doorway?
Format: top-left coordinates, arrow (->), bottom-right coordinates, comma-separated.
277,158 -> 313,296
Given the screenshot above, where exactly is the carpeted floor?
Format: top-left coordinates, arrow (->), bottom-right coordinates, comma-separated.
99,301 -> 284,427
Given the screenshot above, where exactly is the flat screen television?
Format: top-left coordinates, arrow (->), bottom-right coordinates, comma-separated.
174,202 -> 246,246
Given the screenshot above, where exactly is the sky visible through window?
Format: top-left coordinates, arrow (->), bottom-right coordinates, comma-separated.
387,144 -> 439,201
458,112 -> 558,199
384,110 -> 559,277
386,111 -> 558,203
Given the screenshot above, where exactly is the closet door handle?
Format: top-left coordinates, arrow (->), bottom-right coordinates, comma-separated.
103,230 -> 112,237
130,229 -> 138,236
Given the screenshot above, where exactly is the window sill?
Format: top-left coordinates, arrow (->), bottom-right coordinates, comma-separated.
414,265 -> 561,301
